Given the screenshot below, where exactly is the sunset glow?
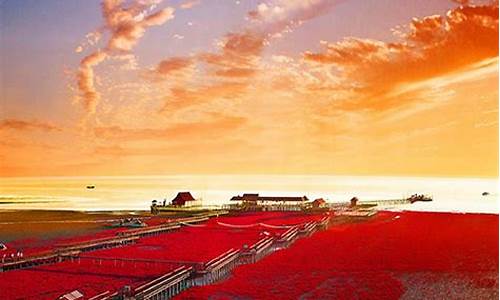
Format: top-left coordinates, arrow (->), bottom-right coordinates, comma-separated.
1,0 -> 498,177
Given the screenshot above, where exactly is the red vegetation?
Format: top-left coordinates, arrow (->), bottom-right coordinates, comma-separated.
0,212 -> 323,299
0,259 -> 174,300
179,211 -> 499,299
87,212 -> 325,262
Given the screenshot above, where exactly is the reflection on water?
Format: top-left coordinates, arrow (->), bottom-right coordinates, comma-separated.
0,175 -> 497,213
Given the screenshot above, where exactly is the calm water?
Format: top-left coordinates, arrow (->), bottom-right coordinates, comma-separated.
0,175 -> 497,213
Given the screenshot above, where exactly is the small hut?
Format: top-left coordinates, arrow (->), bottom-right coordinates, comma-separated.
350,197 -> 359,208
171,192 -> 202,207
311,198 -> 327,209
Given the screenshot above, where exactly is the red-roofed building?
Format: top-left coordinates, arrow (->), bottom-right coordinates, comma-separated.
171,192 -> 202,207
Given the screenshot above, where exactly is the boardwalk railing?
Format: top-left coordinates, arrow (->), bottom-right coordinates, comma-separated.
274,226 -> 299,249
194,248 -> 241,285
0,213 -> 223,273
11,214 -> 334,299
249,237 -> 274,263
133,266 -> 193,300
56,235 -> 139,253
316,216 -> 331,229
298,221 -> 317,237
117,223 -> 181,238
1,251 -> 60,272
0,235 -> 138,272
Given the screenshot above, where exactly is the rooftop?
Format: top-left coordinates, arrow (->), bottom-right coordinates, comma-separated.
231,194 -> 309,202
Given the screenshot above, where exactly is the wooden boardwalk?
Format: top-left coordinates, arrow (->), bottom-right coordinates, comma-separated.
0,212 -> 226,273
2,211 -> 332,300
360,199 -> 412,206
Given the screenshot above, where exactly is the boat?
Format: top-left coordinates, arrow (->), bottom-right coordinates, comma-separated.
407,194 -> 432,203
109,218 -> 147,228
86,185 -> 95,189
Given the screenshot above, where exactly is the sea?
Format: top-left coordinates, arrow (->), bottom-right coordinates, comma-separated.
0,175 -> 497,213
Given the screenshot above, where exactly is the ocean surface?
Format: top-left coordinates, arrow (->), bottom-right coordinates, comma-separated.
0,175 -> 497,213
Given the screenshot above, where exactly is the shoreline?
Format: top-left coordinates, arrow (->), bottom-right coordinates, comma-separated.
1,207 -> 498,216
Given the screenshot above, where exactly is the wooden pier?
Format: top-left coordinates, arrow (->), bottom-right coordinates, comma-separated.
359,199 -> 413,206
93,214 -> 334,300
0,213 -> 225,273
132,266 -> 193,300
3,212 -> 333,300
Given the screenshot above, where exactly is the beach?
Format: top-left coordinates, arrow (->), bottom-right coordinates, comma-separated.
0,210 -> 153,243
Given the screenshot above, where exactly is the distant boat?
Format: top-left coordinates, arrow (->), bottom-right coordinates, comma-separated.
109,218 -> 147,228
86,185 -> 95,189
407,194 -> 432,203
482,192 -> 490,196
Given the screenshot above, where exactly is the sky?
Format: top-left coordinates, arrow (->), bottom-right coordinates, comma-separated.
0,0 -> 498,177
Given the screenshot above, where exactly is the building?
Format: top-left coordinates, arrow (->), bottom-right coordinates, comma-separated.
230,193 -> 309,211
151,192 -> 203,214
171,192 -> 202,207
311,198 -> 327,209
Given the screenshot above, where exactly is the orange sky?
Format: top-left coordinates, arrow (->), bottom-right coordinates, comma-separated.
0,0 -> 498,177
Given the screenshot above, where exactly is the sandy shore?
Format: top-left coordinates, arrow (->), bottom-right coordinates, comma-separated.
0,209 -> 154,243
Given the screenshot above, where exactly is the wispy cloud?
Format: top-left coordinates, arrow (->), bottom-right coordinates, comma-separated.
76,51 -> 107,114
94,113 -> 246,140
0,119 -> 62,132
303,2 -> 498,112
180,0 -> 201,10
153,0 -> 340,114
75,0 -> 175,119
154,56 -> 193,76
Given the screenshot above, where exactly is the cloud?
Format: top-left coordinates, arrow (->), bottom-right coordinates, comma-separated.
0,119 -> 62,132
76,51 -> 108,114
154,31 -> 265,111
180,0 -> 201,10
452,0 -> 470,4
75,0 -> 175,117
198,31 -> 265,72
75,31 -> 102,53
154,56 -> 194,76
303,2 -> 499,111
94,114 -> 246,140
247,0 -> 340,36
160,82 -> 248,111
154,1 -> 340,113
102,1 -> 174,52
215,67 -> 256,78
94,138 -> 250,158
141,7 -> 175,27
112,54 -> 138,70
